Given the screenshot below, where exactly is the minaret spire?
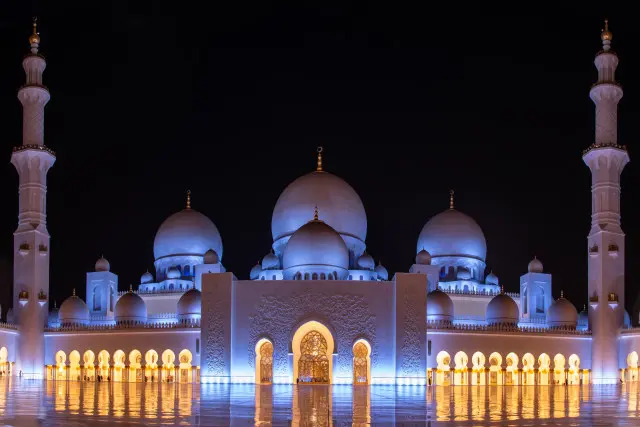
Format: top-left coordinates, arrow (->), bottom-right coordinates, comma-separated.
186,190 -> 192,209
449,189 -> 455,209
316,146 -> 324,171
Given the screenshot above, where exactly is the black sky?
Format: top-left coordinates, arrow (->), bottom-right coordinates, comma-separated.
0,3 -> 638,315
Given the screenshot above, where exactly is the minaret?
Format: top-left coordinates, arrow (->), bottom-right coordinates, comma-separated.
11,17 -> 56,378
583,20 -> 629,385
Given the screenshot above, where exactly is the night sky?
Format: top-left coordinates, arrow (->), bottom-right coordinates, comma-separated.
0,4 -> 638,317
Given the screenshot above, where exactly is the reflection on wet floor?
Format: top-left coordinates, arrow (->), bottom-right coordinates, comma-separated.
3,378 -> 640,425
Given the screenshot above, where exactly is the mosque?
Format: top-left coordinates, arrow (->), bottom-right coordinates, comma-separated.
0,19 -> 638,387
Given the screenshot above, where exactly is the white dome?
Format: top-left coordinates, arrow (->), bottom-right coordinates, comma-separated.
177,288 -> 201,320
547,296 -> 578,328
357,252 -> 375,270
427,289 -> 454,322
416,249 -> 432,265
375,262 -> 389,281
486,294 -> 519,325
250,263 -> 262,280
95,256 -> 110,272
154,208 -> 223,261
167,266 -> 181,279
59,295 -> 90,326
204,249 -> 219,264
485,271 -> 499,285
115,292 -> 147,324
271,171 -> 367,256
261,251 -> 280,270
282,218 -> 349,279
141,271 -> 154,284
528,256 -> 543,273
417,209 -> 487,261
577,306 -> 588,328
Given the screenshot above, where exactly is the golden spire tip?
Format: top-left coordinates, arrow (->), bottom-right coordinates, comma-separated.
29,16 -> 40,46
313,205 -> 319,221
129,284 -> 133,292
186,189 -> 191,209
316,146 -> 324,171
561,290 -> 564,298
449,189 -> 455,209
601,18 -> 613,43
72,288 -> 76,297
500,285 -> 504,294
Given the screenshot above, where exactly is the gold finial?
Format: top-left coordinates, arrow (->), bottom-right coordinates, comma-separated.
316,146 -> 324,171
500,285 -> 504,294
449,189 -> 455,209
561,290 -> 564,298
601,19 -> 612,42
186,190 -> 191,209
129,284 -> 133,292
29,16 -> 40,45
313,205 -> 319,221
72,288 -> 76,297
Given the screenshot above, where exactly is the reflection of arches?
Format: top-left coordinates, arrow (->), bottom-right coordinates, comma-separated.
113,350 -> 126,382
454,351 -> 468,385
129,350 -> 142,382
436,351 -> 451,386
553,353 -> 566,385
628,351 -> 639,383
292,321 -> 334,384
83,350 -> 95,380
471,351 -> 486,385
145,350 -> 159,381
538,353 -> 551,385
522,353 -> 535,385
98,350 -> 110,378
162,349 -> 176,382
568,354 -> 581,385
353,339 -> 371,385
178,349 -> 193,383
506,352 -> 519,385
489,352 -> 503,385
255,340 -> 273,384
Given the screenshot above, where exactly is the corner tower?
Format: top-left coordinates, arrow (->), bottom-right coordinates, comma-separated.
583,20 -> 629,384
11,18 -> 55,378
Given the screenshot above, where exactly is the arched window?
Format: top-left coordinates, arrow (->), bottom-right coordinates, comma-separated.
110,288 -> 115,312
169,283 -> 174,290
523,286 -> 528,315
259,341 -> 273,383
353,342 -> 369,384
184,265 -> 191,276
312,273 -> 318,280
536,286 -> 545,313
320,273 -> 326,280
298,331 -> 329,383
93,287 -> 101,311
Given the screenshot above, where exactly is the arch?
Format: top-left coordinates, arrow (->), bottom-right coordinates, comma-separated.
353,339 -> 371,385
162,349 -> 176,383
145,349 -> 159,382
553,353 -> 566,385
255,339 -> 273,384
129,349 -> 143,382
535,286 -> 545,313
538,353 -> 551,385
628,351 -> 639,383
82,350 -> 95,380
488,352 -> 503,385
436,351 -> 451,386
454,351 -> 469,385
522,353 -> 535,385
55,350 -> 67,380
523,286 -> 528,315
113,350 -> 126,382
506,352 -> 519,385
93,286 -> 101,311
292,321 -> 334,384
178,349 -> 193,383
568,354 -> 581,385
0,347 -> 7,376
98,350 -> 110,379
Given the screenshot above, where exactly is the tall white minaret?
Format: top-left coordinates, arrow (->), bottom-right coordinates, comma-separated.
11,18 -> 56,378
583,20 -> 629,385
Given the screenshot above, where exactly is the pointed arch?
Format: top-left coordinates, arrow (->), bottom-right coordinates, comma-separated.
255,338 -> 273,384
178,349 -> 193,383
292,321 -> 334,384
353,339 -> 371,385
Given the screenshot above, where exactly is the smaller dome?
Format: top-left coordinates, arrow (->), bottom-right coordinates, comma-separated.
140,271 -> 154,284
167,267 -> 181,279
115,292 -> 147,324
204,249 -> 219,265
547,295 -> 578,328
261,251 -> 280,270
485,271 -> 499,285
250,262 -> 262,280
95,256 -> 110,272
577,305 -> 588,329
177,288 -> 201,320
528,256 -> 543,273
375,262 -> 389,281
456,268 -> 471,280
357,252 -> 375,270
427,289 -> 454,322
486,293 -> 519,325
59,294 -> 90,326
416,249 -> 432,265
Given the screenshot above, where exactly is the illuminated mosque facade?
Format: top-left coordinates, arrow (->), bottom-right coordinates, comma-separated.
0,20 -> 639,387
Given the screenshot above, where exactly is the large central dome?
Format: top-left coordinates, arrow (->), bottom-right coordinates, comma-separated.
271,168 -> 367,257
154,208 -> 223,261
417,208 -> 487,261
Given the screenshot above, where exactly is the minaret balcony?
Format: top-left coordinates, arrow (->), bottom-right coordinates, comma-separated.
589,245 -> 599,258
38,244 -> 48,256
589,295 -> 599,309
18,243 -> 30,256
18,291 -> 29,306
37,290 -> 47,306
608,293 -> 619,309
608,244 -> 619,258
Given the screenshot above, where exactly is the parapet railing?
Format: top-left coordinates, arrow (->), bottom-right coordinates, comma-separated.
427,320 -> 591,335
442,288 -> 520,298
0,322 -> 18,331
45,320 -> 200,332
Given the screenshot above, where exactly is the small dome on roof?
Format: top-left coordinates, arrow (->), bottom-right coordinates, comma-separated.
59,292 -> 90,326
375,262 -> 389,281
427,289 -> 454,322
115,292 -> 147,324
204,249 -> 220,264
528,256 -> 543,273
485,271 -> 499,285
177,288 -> 201,321
486,293 -> 519,325
95,256 -> 110,272
141,271 -> 154,284
547,294 -> 578,328
357,252 -> 375,270
250,262 -> 262,280
261,250 -> 280,270
416,249 -> 432,265
577,305 -> 589,329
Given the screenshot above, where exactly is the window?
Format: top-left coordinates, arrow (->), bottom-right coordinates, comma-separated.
196,339 -> 200,354
536,287 -> 544,313
523,286 -> 528,315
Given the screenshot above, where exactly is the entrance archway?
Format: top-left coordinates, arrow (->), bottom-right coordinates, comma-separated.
553,354 -> 566,385
145,350 -> 159,382
522,353 -> 535,385
506,352 -> 519,385
568,354 -> 580,385
471,352 -> 486,385
292,321 -> 334,384
538,353 -> 551,385
0,347 -> 8,376
454,351 -> 468,385
98,350 -> 110,379
488,352 -> 503,385
352,339 -> 371,385
55,350 -> 67,381
436,351 -> 451,386
627,351 -> 639,382
69,350 -> 81,381
178,349 -> 192,383
129,350 -> 142,382
83,350 -> 95,381
255,339 -> 273,384
162,350 -> 176,383
113,350 -> 126,382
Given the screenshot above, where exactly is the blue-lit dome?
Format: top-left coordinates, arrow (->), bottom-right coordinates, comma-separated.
547,296 -> 578,328
486,294 -> 519,325
59,295 -> 90,326
427,289 -> 454,322
177,288 -> 201,321
261,250 -> 280,270
271,171 -> 367,257
204,249 -> 219,264
282,217 -> 349,280
357,252 -> 375,270
485,271 -> 499,285
153,208 -> 223,261
375,262 -> 389,281
115,292 -> 147,324
417,208 -> 487,262
140,271 -> 154,284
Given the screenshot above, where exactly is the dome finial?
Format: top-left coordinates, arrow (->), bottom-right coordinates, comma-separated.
601,19 -> 613,50
313,205 -> 319,221
29,16 -> 40,48
129,284 -> 133,292
561,290 -> 564,298
316,146 -> 324,171
449,189 -> 455,209
186,189 -> 192,209
72,288 -> 76,297
500,285 -> 504,294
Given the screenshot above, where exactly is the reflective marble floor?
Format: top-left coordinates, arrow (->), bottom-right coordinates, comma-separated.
2,379 -> 640,425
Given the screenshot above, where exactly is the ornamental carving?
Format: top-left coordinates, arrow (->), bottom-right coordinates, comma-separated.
400,289 -> 423,376
248,290 -> 377,379
205,299 -> 226,376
